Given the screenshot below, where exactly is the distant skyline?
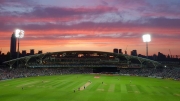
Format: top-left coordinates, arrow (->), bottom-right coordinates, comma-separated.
0,0 -> 180,55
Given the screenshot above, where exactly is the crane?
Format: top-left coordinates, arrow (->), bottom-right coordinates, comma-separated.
169,49 -> 172,58
125,45 -> 128,54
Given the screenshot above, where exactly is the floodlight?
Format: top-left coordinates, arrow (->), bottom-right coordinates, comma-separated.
142,34 -> 151,42
14,29 -> 24,68
15,29 -> 24,38
142,34 -> 151,59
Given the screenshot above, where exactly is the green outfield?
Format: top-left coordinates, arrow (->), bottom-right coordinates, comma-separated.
0,74 -> 180,101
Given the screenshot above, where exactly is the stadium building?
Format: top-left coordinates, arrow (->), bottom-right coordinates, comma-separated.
3,50 -> 161,73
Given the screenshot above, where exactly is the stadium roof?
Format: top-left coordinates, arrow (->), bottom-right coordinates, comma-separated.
3,50 -> 161,68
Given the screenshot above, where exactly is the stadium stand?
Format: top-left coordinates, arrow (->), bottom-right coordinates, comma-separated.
0,67 -> 179,81
1,51 -> 179,81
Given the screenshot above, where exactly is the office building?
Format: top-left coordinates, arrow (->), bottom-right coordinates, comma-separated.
131,50 -> 137,56
119,49 -> 122,54
22,50 -> 26,56
30,49 -> 34,55
10,33 -> 17,59
113,48 -> 118,53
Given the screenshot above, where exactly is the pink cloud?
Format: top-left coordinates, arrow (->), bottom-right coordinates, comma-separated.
0,0 -> 180,55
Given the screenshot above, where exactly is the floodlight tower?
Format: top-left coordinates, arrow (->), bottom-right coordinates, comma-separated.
142,34 -> 151,58
15,29 -> 24,67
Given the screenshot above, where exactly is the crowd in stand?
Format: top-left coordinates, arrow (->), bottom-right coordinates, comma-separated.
0,67 -> 92,80
0,67 -> 180,81
119,67 -> 180,80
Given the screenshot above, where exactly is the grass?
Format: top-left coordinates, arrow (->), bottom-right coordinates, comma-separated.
0,74 -> 180,101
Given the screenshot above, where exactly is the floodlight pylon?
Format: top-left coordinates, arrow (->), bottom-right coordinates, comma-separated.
15,29 -> 25,67
142,34 -> 151,58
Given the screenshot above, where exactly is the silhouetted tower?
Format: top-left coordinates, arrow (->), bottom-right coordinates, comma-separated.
119,49 -> 122,54
38,50 -> 43,54
22,50 -> 26,56
113,48 -> 118,53
125,51 -> 127,55
125,45 -> 128,55
10,33 -> 17,59
30,49 -> 34,55
131,50 -> 137,56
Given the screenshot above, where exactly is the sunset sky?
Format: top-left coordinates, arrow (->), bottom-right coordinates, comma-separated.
0,0 -> 180,56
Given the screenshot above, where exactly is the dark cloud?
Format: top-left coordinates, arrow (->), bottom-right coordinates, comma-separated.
0,5 -> 118,30
0,0 -> 36,6
152,33 -> 180,39
101,0 -> 108,5
138,1 -> 180,18
27,6 -> 118,18
0,16 -> 180,33
143,17 -> 180,28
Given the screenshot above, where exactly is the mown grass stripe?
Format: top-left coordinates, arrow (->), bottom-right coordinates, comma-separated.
149,86 -> 163,95
114,84 -> 121,92
87,92 -> 107,101
130,84 -> 140,94
121,84 -> 127,93
89,83 -> 100,92
160,86 -> 175,95
61,81 -> 81,90
55,81 -> 73,89
126,84 -> 134,93
49,80 -> 64,87
108,84 -> 115,92
136,85 -> 148,94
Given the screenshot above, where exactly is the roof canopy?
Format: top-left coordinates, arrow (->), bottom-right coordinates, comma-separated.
3,50 -> 161,68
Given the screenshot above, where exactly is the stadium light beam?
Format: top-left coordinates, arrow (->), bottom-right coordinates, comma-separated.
15,29 -> 24,67
142,34 -> 151,58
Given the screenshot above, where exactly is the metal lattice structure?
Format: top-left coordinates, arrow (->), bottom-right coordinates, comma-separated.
3,50 -> 161,68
